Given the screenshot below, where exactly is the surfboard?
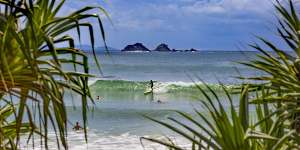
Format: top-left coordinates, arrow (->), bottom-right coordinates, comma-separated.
144,81 -> 160,95
143,89 -> 153,95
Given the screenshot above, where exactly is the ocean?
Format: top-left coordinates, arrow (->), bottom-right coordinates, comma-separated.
22,51 -> 262,150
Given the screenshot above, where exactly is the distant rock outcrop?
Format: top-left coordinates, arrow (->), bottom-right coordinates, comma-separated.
188,48 -> 198,52
154,43 -> 171,52
183,48 -> 198,52
121,43 -> 199,52
122,43 -> 150,52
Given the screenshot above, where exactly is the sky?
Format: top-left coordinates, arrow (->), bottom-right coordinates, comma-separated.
63,0 -> 284,50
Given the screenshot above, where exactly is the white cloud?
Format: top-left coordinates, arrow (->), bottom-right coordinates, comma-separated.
181,0 -> 274,15
183,1 -> 226,14
114,15 -> 176,31
180,0 -> 195,1
62,0 -> 291,49
85,0 -> 278,32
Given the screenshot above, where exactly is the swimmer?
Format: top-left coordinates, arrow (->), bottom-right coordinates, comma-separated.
96,96 -> 103,101
73,122 -> 83,131
157,100 -> 165,104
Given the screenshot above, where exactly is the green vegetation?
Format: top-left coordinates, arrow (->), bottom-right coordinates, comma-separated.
0,0 -> 107,149
142,0 -> 300,149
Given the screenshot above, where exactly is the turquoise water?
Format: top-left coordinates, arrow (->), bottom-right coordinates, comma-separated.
23,51 -> 261,150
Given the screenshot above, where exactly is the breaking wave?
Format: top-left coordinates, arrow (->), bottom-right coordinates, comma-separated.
89,80 -> 236,94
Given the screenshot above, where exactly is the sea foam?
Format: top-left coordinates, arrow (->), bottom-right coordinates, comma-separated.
21,130 -> 191,150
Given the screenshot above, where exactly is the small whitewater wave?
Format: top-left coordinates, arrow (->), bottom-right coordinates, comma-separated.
21,130 -> 191,150
89,80 -> 236,94
88,76 -> 118,86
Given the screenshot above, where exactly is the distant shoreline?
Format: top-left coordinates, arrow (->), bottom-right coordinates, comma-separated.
76,45 -> 292,53
75,44 -> 271,52
83,50 -> 263,53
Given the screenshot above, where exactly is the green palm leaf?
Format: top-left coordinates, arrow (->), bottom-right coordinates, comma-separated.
0,0 -> 109,149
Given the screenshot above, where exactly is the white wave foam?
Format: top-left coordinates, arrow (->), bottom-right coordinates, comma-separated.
152,81 -> 203,93
159,81 -> 203,87
88,78 -> 99,86
21,130 -> 191,150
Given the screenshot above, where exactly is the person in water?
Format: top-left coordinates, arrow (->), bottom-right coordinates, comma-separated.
150,80 -> 154,92
73,122 -> 83,131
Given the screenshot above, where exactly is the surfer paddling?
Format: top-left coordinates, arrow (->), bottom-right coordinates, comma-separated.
157,100 -> 163,103
96,96 -> 102,101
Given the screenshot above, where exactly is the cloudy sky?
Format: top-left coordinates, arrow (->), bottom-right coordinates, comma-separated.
64,0 -> 282,50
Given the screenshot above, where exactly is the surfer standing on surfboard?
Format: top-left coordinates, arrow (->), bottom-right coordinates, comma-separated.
150,80 -> 154,92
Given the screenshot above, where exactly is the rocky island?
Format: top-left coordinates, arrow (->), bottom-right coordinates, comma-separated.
121,43 -> 150,52
154,43 -> 171,52
121,43 -> 199,52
